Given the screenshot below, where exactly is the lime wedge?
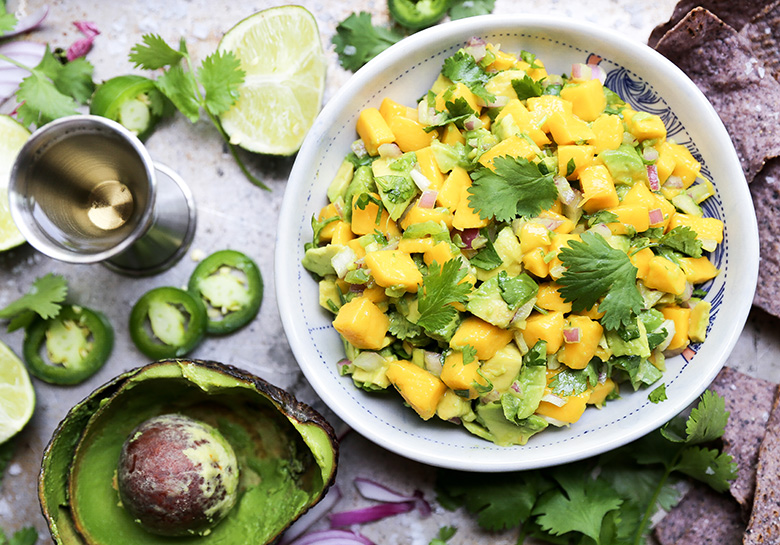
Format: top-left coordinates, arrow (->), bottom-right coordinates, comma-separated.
0,340 -> 35,444
0,114 -> 30,252
218,6 -> 327,156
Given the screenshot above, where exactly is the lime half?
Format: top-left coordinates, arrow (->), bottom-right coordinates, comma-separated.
0,340 -> 35,444
218,6 -> 327,155
0,115 -> 29,252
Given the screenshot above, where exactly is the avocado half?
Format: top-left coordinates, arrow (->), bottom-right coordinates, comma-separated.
38,359 -> 339,545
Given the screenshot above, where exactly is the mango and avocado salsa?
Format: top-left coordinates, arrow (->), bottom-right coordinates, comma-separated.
302,41 -> 722,446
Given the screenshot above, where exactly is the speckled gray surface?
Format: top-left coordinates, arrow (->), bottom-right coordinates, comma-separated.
1,0 -> 779,543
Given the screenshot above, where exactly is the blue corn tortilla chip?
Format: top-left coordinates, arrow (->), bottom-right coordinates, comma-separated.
648,0 -> 773,47
653,7 -> 780,183
740,0 -> 780,82
750,158 -> 780,318
744,384 -> 780,544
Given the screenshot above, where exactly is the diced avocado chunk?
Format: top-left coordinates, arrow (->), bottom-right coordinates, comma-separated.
467,276 -> 514,328
607,317 -> 651,359
477,226 -> 523,281
343,165 -> 376,222
465,403 -> 548,446
328,160 -> 355,204
302,245 -> 343,277
671,193 -> 703,217
373,154 -> 418,221
599,143 -> 647,186
688,300 -> 711,343
500,364 -> 547,421
352,363 -> 390,391
436,390 -> 473,421
318,277 -> 342,313
430,140 -> 472,172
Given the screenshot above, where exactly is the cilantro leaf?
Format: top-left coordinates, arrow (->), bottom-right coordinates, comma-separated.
448,0 -> 495,19
199,51 -> 245,116
155,64 -> 201,122
332,12 -> 403,72
387,311 -> 424,341
469,233 -> 502,271
523,340 -> 547,366
533,466 -> 623,542
511,75 -> 543,100
649,383 -> 667,403
611,355 -> 663,390
674,446 -> 737,493
305,214 -> 339,251
684,389 -> 728,445
440,50 -> 495,104
497,271 -> 538,308
0,274 -> 68,329
0,0 -> 17,35
15,71 -> 78,126
659,226 -> 703,258
416,259 -> 471,333
557,231 -> 643,330
424,97 -> 475,131
129,34 -> 185,69
468,156 -> 557,222
428,526 -> 457,545
548,361 -> 599,396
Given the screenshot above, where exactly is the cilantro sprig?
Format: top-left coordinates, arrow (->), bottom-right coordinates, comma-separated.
0,273 -> 68,332
557,231 -> 644,330
436,390 -> 736,545
440,50 -> 495,104
127,35 -> 268,189
332,12 -> 403,72
0,0 -> 17,34
416,259 -> 472,333
467,156 -> 558,222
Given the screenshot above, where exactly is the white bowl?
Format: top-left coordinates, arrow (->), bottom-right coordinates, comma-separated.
276,15 -> 759,471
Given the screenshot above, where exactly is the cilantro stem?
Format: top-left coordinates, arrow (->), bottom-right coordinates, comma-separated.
632,450 -> 681,545
0,53 -> 29,71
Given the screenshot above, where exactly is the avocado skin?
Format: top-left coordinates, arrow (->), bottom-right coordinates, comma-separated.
38,359 -> 339,545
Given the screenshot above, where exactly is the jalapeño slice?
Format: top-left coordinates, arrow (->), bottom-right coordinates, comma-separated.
388,0 -> 450,30
23,305 -> 114,385
188,250 -> 263,335
129,287 -> 207,359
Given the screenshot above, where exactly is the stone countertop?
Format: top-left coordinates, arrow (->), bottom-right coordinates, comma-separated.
1,0 -> 779,543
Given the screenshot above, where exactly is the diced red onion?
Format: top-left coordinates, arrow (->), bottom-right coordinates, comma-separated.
353,352 -> 385,372
424,351 -> 442,375
331,246 -> 357,278
480,390 -> 500,404
382,239 -> 399,251
511,381 -> 522,393
647,164 -> 660,191
656,320 -> 676,352
537,217 -> 564,232
378,142 -> 402,159
431,111 -> 448,125
286,529 -> 376,545
417,100 -> 435,125
664,175 -> 683,189
462,115 -> 482,131
0,6 -> 48,38
545,74 -> 563,86
351,140 -> 367,158
464,36 -> 487,62
642,147 -> 659,162
329,502 -> 415,527
353,477 -> 432,518
682,346 -> 697,361
67,21 -> 100,61
679,281 -> 693,302
541,393 -> 567,407
589,223 -> 612,238
554,176 -> 577,205
571,63 -> 606,83
563,327 -> 581,344
279,485 -> 343,545
511,299 -> 535,325
466,138 -> 479,148
417,189 -> 438,209
349,284 -> 365,293
648,207 -> 664,225
460,228 -> 480,249
410,168 -> 432,191
448,417 -> 462,425
338,358 -> 352,367
333,200 -> 344,217
598,368 -> 608,384
549,264 -> 567,279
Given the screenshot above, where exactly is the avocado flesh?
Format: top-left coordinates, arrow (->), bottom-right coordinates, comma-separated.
41,360 -> 337,545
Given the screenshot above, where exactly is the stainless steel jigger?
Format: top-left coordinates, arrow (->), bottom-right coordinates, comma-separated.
8,115 -> 196,276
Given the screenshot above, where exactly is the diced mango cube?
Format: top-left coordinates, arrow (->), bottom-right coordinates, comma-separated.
654,141 -> 676,184
333,296 -> 389,350
438,166 -> 470,212
557,315 -> 603,370
400,205 -> 453,231
534,283 -> 570,313
478,136 -> 537,169
607,204 -> 650,235
522,248 -> 550,278
441,123 -> 465,146
547,233 -> 581,278
435,82 -> 481,115
547,112 -> 596,146
485,44 -> 517,71
661,305 -> 691,351
494,99 -> 550,147
351,193 -> 401,238
364,250 -> 423,293
625,112 -> 667,141
558,144 -> 596,179
668,214 -> 723,243
522,311 -> 565,354
330,221 -> 355,245
539,210 -> 575,234
452,187 -> 490,230
536,390 -> 590,424
588,378 -> 617,407
560,79 -> 606,122
630,247 -> 655,280
387,115 -> 435,152
519,221 -> 552,253
440,351 -> 489,399
357,107 -> 395,156
379,97 -> 411,121
668,143 -> 701,188
415,146 -> 445,190
386,360 -> 447,420
589,113 -> 624,154
450,316 -> 513,360
526,95 -> 573,132
423,241 -> 459,267
398,237 -> 435,254
579,165 -> 620,213
644,256 -> 687,295
678,256 -> 719,284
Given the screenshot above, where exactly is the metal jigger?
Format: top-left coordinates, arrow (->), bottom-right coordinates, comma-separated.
8,115 -> 196,276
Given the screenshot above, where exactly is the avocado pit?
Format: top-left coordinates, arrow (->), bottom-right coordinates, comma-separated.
116,413 -> 239,537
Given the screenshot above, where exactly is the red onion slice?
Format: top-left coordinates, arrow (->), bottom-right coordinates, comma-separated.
642,147 -> 659,162
417,189 -> 438,209
554,176 -> 577,206
647,164 -> 660,191
459,228 -> 480,249
377,142 -> 402,159
648,208 -> 663,225
663,175 -> 683,189
353,477 -> 432,516
464,36 -> 487,62
351,140 -> 367,158
410,168 -> 432,192
279,485 -> 344,545
563,326 -> 581,344
329,502 -> 415,527
0,6 -> 48,38
0,41 -> 46,102
541,393 -> 567,407
286,529 -> 376,545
